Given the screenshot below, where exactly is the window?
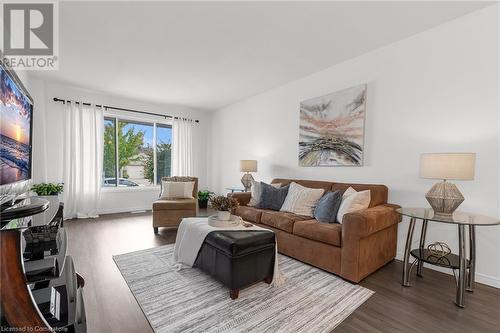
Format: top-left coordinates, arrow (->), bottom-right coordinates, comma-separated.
103,117 -> 172,187
119,120 -> 154,186
156,124 -> 172,184
103,118 -> 116,187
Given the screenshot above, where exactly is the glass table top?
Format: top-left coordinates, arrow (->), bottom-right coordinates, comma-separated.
225,187 -> 247,192
1,196 -> 60,231
396,208 -> 500,226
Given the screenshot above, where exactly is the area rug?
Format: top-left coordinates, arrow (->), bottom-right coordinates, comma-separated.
113,244 -> 373,333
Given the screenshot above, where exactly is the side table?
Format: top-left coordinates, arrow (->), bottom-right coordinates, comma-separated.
397,207 -> 500,308
225,187 -> 247,193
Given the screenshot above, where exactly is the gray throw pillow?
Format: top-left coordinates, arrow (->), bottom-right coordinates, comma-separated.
257,182 -> 290,211
314,191 -> 342,223
248,181 -> 282,206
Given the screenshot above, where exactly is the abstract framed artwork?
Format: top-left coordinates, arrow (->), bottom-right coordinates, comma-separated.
299,84 -> 367,167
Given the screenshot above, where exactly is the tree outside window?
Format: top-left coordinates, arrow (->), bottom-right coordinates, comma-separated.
103,117 -> 172,187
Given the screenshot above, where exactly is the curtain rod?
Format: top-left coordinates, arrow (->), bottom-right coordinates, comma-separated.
52,97 -> 199,123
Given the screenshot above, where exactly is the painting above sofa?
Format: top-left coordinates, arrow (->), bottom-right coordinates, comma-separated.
299,83 -> 367,166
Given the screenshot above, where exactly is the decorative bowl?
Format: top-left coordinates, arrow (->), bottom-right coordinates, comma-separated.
208,214 -> 242,228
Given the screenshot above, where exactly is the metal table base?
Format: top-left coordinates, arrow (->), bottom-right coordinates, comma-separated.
402,217 -> 476,308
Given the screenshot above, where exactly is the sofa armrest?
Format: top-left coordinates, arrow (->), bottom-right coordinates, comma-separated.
342,204 -> 402,239
340,203 -> 401,283
228,192 -> 251,206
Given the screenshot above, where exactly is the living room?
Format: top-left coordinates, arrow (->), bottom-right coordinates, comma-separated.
1,1 -> 499,333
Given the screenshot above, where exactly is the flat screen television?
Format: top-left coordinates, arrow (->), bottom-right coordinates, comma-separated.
0,63 -> 34,192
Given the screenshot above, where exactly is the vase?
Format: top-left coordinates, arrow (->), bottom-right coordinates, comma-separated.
217,211 -> 231,221
198,199 -> 208,209
36,194 -> 61,220
38,194 -> 60,209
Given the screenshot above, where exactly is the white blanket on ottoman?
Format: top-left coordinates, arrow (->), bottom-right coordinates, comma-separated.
173,217 -> 285,286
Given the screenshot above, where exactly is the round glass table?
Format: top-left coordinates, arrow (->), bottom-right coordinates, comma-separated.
396,207 -> 500,308
225,187 -> 247,193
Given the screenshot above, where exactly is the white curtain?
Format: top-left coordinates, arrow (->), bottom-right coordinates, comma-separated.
172,118 -> 194,176
63,101 -> 104,219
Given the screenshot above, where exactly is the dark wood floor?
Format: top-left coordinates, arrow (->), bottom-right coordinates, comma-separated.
65,212 -> 500,333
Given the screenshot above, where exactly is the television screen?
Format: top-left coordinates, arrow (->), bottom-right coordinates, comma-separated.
0,66 -> 33,186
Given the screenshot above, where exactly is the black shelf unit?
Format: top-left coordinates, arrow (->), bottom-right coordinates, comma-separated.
1,200 -> 87,332
30,255 -> 86,332
410,249 -> 471,270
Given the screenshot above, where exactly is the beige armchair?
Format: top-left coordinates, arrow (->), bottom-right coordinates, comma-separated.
153,176 -> 198,233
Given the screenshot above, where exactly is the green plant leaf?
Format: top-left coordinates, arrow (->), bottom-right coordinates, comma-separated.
31,183 -> 64,196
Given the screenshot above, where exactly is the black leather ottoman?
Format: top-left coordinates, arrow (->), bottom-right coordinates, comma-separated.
194,230 -> 275,299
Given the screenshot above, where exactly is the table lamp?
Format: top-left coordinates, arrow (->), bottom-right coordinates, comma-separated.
240,160 -> 257,191
420,153 -> 475,215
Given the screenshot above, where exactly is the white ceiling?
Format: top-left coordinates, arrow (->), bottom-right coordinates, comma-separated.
32,1 -> 492,111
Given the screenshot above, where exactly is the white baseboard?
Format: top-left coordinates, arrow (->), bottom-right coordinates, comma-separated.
98,206 -> 152,215
476,273 -> 500,289
396,251 -> 500,289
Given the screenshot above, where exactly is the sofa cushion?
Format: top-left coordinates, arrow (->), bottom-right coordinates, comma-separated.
272,179 -> 388,207
248,181 -> 281,207
260,211 -> 310,233
293,220 -> 342,247
331,183 -> 387,207
337,187 -> 371,223
271,178 -> 333,192
234,206 -> 268,223
257,183 -> 290,210
280,182 -> 325,217
314,190 -> 342,223
229,192 -> 252,206
153,198 -> 197,211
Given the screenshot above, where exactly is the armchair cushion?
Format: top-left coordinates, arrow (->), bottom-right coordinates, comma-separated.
153,198 -> 197,211
160,181 -> 195,199
160,176 -> 198,199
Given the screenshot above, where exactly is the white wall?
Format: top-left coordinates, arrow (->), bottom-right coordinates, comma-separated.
27,78 -> 212,214
211,6 -> 500,287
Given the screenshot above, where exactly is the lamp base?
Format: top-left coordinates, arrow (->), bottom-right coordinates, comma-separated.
425,181 -> 464,215
241,173 -> 254,191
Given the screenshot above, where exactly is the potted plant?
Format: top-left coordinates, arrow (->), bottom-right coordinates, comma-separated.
31,183 -> 64,208
31,183 -> 64,196
198,190 -> 214,209
209,195 -> 239,221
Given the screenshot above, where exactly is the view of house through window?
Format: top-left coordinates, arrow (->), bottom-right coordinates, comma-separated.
103,117 -> 172,187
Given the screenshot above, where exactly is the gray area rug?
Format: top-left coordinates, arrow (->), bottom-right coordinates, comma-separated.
113,244 -> 373,333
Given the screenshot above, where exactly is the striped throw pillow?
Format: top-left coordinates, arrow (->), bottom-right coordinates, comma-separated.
280,182 -> 325,217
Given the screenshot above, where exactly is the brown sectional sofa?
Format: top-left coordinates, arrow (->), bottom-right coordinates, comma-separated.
229,178 -> 401,283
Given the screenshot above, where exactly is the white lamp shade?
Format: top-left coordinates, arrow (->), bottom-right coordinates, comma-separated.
420,153 -> 475,180
240,160 -> 257,172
